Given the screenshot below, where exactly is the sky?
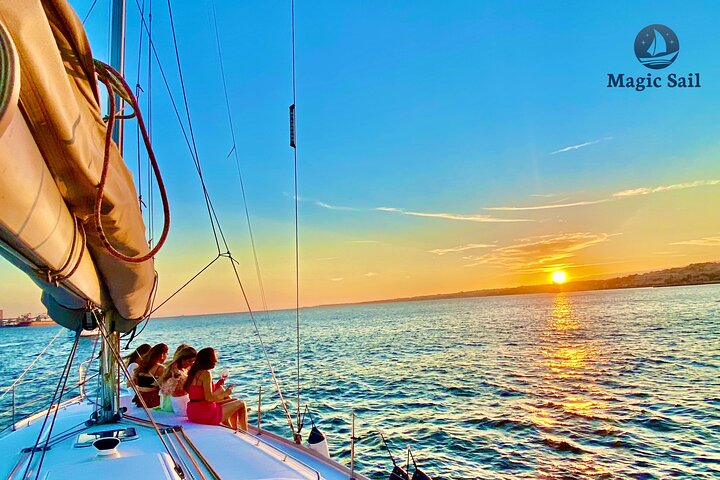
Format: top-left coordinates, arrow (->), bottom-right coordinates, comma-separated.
1,1 -> 719,317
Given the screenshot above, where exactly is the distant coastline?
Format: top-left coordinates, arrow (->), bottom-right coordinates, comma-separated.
317,261 -> 720,308
0,314 -> 55,328
9,262 -> 717,323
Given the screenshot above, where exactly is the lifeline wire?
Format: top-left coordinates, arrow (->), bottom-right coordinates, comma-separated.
290,0 -> 302,436
0,329 -> 63,403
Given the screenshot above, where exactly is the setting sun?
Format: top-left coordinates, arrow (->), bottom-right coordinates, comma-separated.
551,271 -> 568,284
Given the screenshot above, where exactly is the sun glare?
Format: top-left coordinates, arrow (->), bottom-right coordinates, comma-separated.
551,271 -> 568,284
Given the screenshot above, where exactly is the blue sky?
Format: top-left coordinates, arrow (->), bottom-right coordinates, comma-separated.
1,1 -> 719,316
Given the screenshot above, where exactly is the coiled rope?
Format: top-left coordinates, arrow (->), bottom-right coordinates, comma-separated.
93,60 -> 170,263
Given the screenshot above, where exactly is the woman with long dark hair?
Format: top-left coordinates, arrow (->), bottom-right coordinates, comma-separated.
123,343 -> 151,387
131,343 -> 168,408
184,347 -> 247,430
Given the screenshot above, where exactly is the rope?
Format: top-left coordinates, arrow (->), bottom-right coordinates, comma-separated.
40,217 -> 86,286
225,253 -> 301,443
0,329 -> 63,403
147,0 -> 155,247
93,60 -> 170,263
149,255 -> 222,316
81,0 -> 100,25
208,0 -> 272,321
378,430 -> 401,468
135,0 -> 146,207
165,0 -> 223,254
23,329 -> 82,479
290,0 -> 302,438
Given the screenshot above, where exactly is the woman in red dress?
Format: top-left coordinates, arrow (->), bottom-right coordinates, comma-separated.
184,348 -> 248,430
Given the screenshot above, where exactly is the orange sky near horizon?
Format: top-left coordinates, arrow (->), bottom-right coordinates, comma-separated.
4,182 -> 717,318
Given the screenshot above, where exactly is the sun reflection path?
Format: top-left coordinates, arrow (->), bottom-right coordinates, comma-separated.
532,293 -> 615,476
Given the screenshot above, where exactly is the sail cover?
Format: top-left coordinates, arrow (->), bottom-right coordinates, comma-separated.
0,0 -> 156,332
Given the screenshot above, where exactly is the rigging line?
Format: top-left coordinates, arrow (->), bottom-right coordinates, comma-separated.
135,0 -> 235,263
24,329 -> 82,479
130,0 -> 221,254
135,0 -> 146,202
148,0 -> 155,247
82,0 -> 100,25
165,0 -> 223,254
224,254 -> 300,442
208,0 -> 272,321
290,0 -> 302,434
34,335 -> 81,480
0,329 -> 63,403
149,255 -> 222,316
164,0 -> 250,281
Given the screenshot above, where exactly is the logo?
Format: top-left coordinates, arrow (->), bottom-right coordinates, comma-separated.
634,24 -> 679,69
606,24 -> 699,91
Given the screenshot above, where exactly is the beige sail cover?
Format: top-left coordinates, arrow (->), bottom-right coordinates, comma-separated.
0,0 -> 156,331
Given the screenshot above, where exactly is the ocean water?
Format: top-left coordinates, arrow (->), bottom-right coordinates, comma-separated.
1,285 -> 719,479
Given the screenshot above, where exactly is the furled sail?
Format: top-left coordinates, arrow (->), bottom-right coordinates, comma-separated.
0,0 -> 156,332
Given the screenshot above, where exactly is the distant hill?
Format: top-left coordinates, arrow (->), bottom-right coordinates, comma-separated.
351,261 -> 720,306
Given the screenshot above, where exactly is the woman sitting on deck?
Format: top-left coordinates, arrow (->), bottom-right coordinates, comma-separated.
158,346 -> 197,415
131,343 -> 168,408
184,347 -> 248,431
124,343 -> 151,387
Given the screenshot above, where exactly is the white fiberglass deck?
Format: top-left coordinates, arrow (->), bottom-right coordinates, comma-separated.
0,395 -> 368,480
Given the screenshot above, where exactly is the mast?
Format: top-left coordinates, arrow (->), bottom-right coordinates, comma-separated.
98,0 -> 127,424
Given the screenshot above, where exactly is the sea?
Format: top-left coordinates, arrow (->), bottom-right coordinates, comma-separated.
1,285 -> 719,479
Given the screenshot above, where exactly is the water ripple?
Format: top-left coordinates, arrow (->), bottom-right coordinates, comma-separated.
1,285 -> 719,478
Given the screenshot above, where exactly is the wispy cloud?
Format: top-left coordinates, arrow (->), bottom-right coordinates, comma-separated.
331,277 -> 344,282
485,199 -> 609,211
549,137 -> 612,155
429,243 -> 494,255
376,207 -> 531,223
346,240 -> 380,244
315,201 -> 359,211
364,272 -> 378,277
613,179 -> 720,197
464,232 -> 614,270
316,257 -> 339,261
284,193 -> 359,211
485,179 -> 720,212
670,236 -> 720,246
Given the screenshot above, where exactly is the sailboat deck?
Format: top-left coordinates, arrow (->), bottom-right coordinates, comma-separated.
0,396 -> 366,480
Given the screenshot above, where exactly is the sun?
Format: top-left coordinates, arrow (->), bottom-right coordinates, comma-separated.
551,270 -> 568,284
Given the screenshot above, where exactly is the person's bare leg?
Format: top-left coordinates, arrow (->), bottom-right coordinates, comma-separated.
221,400 -> 243,428
238,401 -> 248,431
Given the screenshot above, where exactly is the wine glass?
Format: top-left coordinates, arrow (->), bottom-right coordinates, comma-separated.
220,368 -> 229,381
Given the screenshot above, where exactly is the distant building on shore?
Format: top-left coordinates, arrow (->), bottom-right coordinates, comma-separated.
0,312 -> 54,327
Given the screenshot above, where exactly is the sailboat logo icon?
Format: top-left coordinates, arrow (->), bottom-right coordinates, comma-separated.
634,24 -> 679,69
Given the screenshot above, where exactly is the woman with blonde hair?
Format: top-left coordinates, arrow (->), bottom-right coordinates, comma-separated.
132,343 -> 168,408
184,347 -> 247,430
158,346 -> 197,415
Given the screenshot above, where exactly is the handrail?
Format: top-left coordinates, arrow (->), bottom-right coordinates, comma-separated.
0,329 -> 64,401
0,374 -> 98,434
